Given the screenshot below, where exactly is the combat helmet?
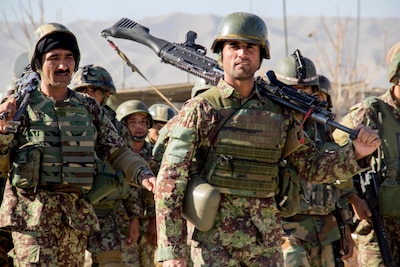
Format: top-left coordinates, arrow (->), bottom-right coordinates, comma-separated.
386,41 -> 400,84
211,12 -> 270,59
148,104 -> 176,123
275,49 -> 319,92
318,74 -> 333,110
29,23 -> 80,72
70,64 -> 116,94
116,100 -> 153,127
318,74 -> 331,95
191,78 -> 211,98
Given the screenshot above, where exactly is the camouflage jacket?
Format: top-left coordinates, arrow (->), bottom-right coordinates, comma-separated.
0,87 -> 146,231
155,79 -> 363,261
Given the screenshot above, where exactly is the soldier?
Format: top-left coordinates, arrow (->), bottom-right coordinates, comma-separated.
116,100 -> 158,266
71,64 -> 137,266
147,103 -> 176,145
333,41 -> 400,266
316,74 -> 333,112
274,50 -> 355,267
154,12 -> 381,267
0,23 -> 155,266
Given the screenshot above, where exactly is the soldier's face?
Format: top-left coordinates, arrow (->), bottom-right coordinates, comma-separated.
125,113 -> 149,139
41,48 -> 75,89
221,41 -> 261,83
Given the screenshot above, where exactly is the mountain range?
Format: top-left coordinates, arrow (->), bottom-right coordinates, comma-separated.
1,13 -> 398,98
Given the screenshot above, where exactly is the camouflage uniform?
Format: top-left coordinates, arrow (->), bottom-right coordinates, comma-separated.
86,106 -> 140,266
333,89 -> 400,266
269,49 -> 352,267
0,178 -> 12,267
116,141 -> 156,266
282,121 -> 351,267
0,83 -> 153,266
155,79 -> 364,266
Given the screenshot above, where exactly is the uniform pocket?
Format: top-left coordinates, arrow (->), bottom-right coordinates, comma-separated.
11,144 -> 42,189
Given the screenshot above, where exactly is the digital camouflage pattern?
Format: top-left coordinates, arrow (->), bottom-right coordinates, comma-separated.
86,104 -> 137,265
116,141 -> 157,266
282,215 -> 339,267
282,119 -> 351,267
2,180 -> 98,265
155,80 -> 364,265
0,87 -> 148,265
333,89 -> 400,265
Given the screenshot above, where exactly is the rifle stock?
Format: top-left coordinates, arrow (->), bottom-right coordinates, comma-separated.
101,18 -> 358,139
101,18 -> 223,86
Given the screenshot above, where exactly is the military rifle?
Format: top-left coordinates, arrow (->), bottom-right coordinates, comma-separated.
0,66 -> 39,133
101,18 -> 358,139
354,171 -> 398,267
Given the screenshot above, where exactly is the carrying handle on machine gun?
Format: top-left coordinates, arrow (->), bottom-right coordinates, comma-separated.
100,34 -> 179,113
265,70 -> 359,140
0,71 -> 40,133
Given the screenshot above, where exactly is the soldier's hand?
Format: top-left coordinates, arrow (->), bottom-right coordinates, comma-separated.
352,125 -> 381,160
142,176 -> 156,193
162,258 -> 187,267
0,98 -> 16,133
348,193 -> 371,220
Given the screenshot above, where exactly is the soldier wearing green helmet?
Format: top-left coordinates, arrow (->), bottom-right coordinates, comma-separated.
147,103 -> 176,145
275,50 -> 355,267
116,100 -> 158,266
333,41 -> 400,266
71,64 -> 116,106
0,23 -> 156,266
155,12 -> 380,267
317,74 -> 333,111
275,49 -> 319,94
72,64 -> 142,266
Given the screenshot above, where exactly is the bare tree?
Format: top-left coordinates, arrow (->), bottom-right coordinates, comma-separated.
309,16 -> 380,120
2,0 -> 44,50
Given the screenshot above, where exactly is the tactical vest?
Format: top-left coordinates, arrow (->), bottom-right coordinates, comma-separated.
374,99 -> 400,178
297,122 -> 339,215
200,87 -> 285,198
12,90 -> 95,189
364,97 -> 400,217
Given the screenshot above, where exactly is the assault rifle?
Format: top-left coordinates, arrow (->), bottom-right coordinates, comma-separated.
101,18 -> 358,139
354,171 -> 398,267
0,66 -> 39,133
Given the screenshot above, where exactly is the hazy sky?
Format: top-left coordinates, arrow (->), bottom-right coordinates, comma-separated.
1,0 -> 399,24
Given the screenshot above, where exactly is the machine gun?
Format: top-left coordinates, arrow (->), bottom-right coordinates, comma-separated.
0,66 -> 39,133
101,18 -> 358,139
354,171 -> 398,267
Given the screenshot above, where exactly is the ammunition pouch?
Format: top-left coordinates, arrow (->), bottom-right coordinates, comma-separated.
182,175 -> 221,232
282,126 -> 304,158
86,170 -> 124,205
96,250 -> 125,267
11,144 -> 42,189
276,163 -> 301,217
379,177 -> 400,217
